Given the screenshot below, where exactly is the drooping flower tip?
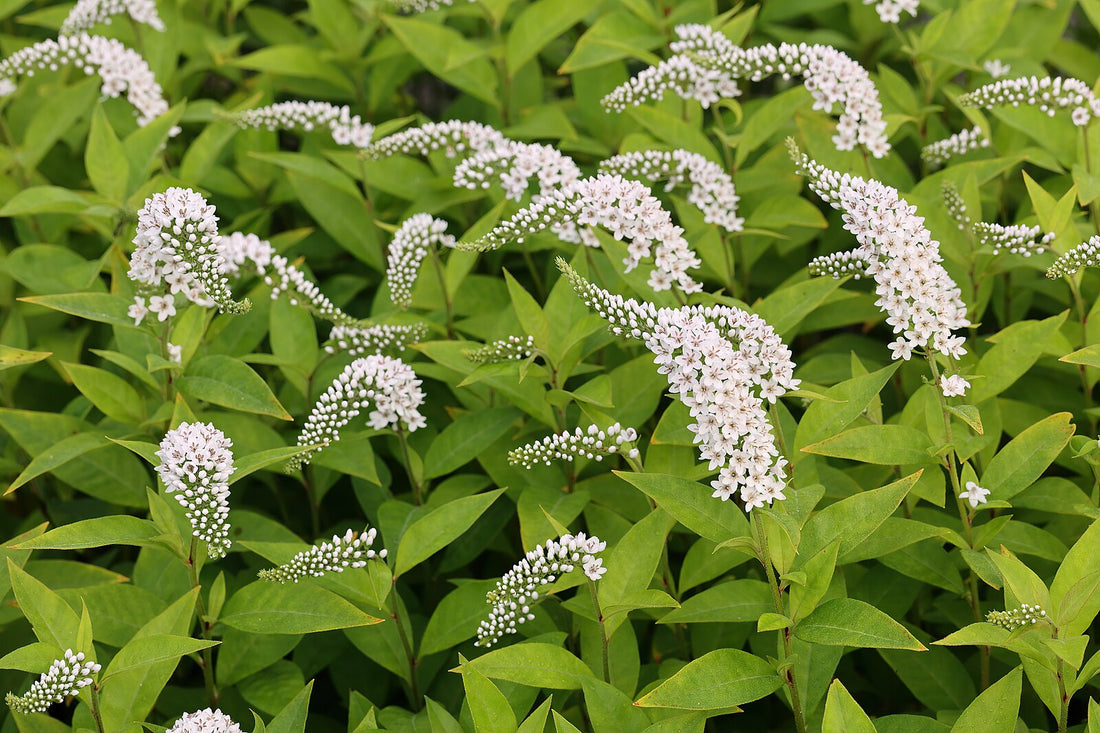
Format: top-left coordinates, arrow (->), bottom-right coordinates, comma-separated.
231,100 -> 375,148
6,649 -> 100,714
167,708 -> 243,733
464,335 -> 535,365
808,249 -> 870,279
325,323 -> 428,356
259,527 -> 387,583
155,421 -> 235,560
1047,235 -> 1100,278
476,533 -> 607,647
986,603 -> 1046,631
921,127 -> 989,168
508,423 -> 640,468
960,76 -> 1099,127
386,213 -> 455,309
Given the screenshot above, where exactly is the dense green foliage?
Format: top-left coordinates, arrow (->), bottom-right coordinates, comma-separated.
3,0 -> 1100,731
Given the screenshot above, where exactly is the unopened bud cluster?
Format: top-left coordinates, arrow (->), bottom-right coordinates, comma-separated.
231,101 -> 375,147
61,0 -> 164,34
1048,235 -> 1100,278
974,222 -> 1053,256
0,34 -> 172,128
362,120 -> 505,160
326,323 -> 428,356
809,249 -> 870,279
508,424 -> 640,468
960,76 -> 1100,127
288,355 -> 426,471
476,533 -> 607,647
5,650 -> 100,714
260,527 -> 387,583
128,188 -> 249,325
921,127 -> 989,167
791,144 -> 969,363
156,422 -> 235,559
599,149 -> 744,232
386,214 -> 455,308
942,182 -> 971,230
464,335 -> 535,364
465,174 -> 702,293
167,708 -> 243,733
986,604 -> 1047,631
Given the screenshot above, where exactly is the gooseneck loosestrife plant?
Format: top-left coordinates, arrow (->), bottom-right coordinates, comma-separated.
5,2 -> 1100,732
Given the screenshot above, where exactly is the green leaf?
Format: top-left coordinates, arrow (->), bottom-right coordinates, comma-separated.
614,471 -> 750,545
0,345 -> 51,372
793,598 -> 926,650
420,580 -> 497,656
460,659 -> 518,732
284,170 -> 381,269
85,104 -> 129,201
422,408 -> 520,479
230,44 -> 353,91
753,276 -> 840,338
0,186 -> 92,217
504,270 -> 550,350
61,362 -> 145,423
971,312 -> 1068,402
980,413 -> 1074,501
634,649 -> 781,710
822,679 -> 875,733
383,15 -> 498,105
581,677 -> 651,732
267,680 -> 314,733
5,432 -> 109,495
799,472 -> 920,562
7,560 -> 80,648
949,667 -> 1022,733
394,489 -> 505,576
232,445 -> 317,485
792,363 -> 900,455
219,581 -> 382,634
658,579 -> 771,624
506,0 -> 593,75
19,292 -> 135,328
801,425 -> 933,465
1051,518 -> 1100,635
177,355 -> 291,420
13,516 -> 159,550
101,635 -> 219,681
250,151 -> 362,200
461,643 -> 594,689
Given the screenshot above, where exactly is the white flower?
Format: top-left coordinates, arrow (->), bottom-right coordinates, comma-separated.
463,335 -> 535,365
217,231 -> 274,277
960,76 -> 1099,127
476,533 -> 607,647
940,374 -> 970,397
791,144 -> 970,361
287,355 -> 426,471
559,262 -> 798,511
983,59 -> 1011,79
974,222 -> 1053,257
155,422 -> 235,559
60,0 -> 164,35
921,127 -> 990,168
166,342 -> 182,364
386,213 -> 455,309
129,189 -> 249,315
0,34 -> 174,129
5,649 -> 100,714
259,527 -> 387,583
230,100 -> 375,148
599,149 -> 744,232
167,708 -> 242,733
959,480 -> 990,508
148,294 -> 176,321
128,296 -> 149,325
864,0 -> 918,23
509,423 -> 640,468
325,323 -> 428,357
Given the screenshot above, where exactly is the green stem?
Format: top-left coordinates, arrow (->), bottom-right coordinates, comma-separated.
89,683 -> 106,733
187,536 -> 220,706
587,579 -> 610,684
396,428 -> 425,504
1083,124 -> 1100,237
751,512 -> 807,733
1067,277 -> 1097,434
389,582 -> 422,709
1056,627 -> 1069,733
428,244 -> 454,338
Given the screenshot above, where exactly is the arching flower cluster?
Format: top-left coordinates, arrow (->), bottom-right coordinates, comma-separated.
465,174 -> 702,293
1047,235 -> 1100,278
508,423 -> 640,468
464,335 -> 535,364
605,26 -> 890,157
386,213 -> 455,309
942,182 -> 971,230
790,144 -> 970,362
809,249 -> 870,279
61,0 -> 164,34
599,149 -> 744,232
921,127 -> 990,167
863,0 -> 918,24
155,422 -> 235,560
986,604 -> 1047,631
216,232 -> 357,325
454,140 -> 583,202
559,261 -> 798,510
325,323 -> 428,356
167,709 -> 243,733
230,101 -> 375,148
476,533 -> 607,648
390,0 -> 470,11
128,188 -> 250,325
960,76 -> 1100,126
0,34 -> 173,128
287,355 -> 426,471
361,120 -> 506,161
259,527 -> 387,583
974,222 -> 1053,256
5,650 -> 100,714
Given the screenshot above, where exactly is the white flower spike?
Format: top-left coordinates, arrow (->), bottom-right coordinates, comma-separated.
5,649 -> 100,714
155,422 -> 235,560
